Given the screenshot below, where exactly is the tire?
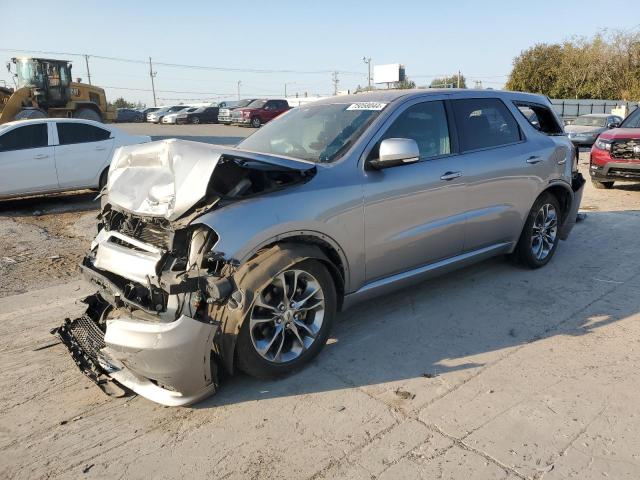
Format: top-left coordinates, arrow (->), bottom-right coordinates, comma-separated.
251,117 -> 261,128
191,117 -> 200,124
14,109 -> 47,120
236,259 -> 336,378
514,192 -> 561,269
98,168 -> 109,191
592,180 -> 614,189
73,107 -> 102,122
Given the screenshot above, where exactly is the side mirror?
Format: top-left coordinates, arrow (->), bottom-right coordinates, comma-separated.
607,122 -> 620,129
368,138 -> 420,169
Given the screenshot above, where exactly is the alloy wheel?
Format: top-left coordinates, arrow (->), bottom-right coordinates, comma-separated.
249,269 -> 325,363
530,203 -> 558,261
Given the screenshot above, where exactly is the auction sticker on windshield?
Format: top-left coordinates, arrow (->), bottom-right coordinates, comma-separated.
346,102 -> 387,111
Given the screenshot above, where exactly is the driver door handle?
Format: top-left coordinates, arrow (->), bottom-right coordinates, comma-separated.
526,156 -> 542,164
95,146 -> 107,151
440,171 -> 462,181
34,153 -> 49,159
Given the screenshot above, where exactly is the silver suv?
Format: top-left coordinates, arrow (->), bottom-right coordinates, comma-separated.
56,90 -> 584,406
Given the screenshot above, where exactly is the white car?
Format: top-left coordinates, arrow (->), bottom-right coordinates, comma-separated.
161,107 -> 198,124
0,118 -> 151,198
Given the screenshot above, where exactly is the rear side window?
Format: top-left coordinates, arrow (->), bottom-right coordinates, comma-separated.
0,124 -> 48,151
514,102 -> 563,135
374,100 -> 451,160
57,123 -> 110,145
452,98 -> 521,152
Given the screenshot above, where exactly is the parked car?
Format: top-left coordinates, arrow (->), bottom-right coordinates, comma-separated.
565,114 -> 622,147
231,99 -> 290,127
147,105 -> 191,124
161,107 -> 199,124
589,107 -> 640,189
115,108 -> 144,123
140,107 -> 161,121
55,90 -> 584,406
218,99 -> 256,124
0,118 -> 150,198
173,106 -> 220,125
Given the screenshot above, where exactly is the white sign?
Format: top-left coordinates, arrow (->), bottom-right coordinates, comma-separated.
346,102 -> 387,111
373,63 -> 402,84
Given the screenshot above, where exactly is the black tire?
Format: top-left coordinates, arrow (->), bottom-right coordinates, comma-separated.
251,117 -> 261,128
592,180 -> 614,189
236,259 -> 336,378
191,117 -> 200,124
73,107 -> 102,122
98,168 -> 109,191
514,192 -> 561,269
14,109 -> 47,120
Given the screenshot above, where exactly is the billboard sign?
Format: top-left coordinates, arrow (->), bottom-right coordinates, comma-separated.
373,64 -> 405,84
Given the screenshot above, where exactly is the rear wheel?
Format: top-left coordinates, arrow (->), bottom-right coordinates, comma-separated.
73,108 -> 102,122
191,117 -> 200,124
14,109 -> 47,120
236,259 -> 336,378
251,117 -> 261,128
592,180 -> 614,189
514,192 -> 561,269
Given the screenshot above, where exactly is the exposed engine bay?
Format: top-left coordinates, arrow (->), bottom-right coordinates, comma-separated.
53,139 -> 315,406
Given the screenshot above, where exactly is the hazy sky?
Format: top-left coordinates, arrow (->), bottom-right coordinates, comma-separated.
1,0 -> 638,106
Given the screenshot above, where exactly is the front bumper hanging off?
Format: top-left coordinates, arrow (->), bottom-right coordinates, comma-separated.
53,294 -> 219,407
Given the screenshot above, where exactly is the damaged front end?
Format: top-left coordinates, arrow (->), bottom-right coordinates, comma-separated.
54,139 -> 314,406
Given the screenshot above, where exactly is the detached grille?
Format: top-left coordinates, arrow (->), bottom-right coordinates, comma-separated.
62,315 -> 106,360
611,140 -> 640,160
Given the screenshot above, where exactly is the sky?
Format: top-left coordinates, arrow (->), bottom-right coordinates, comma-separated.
1,0 -> 639,106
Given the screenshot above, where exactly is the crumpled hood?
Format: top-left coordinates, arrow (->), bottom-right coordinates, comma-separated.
107,139 -> 222,221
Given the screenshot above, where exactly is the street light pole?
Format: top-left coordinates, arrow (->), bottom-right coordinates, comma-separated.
237,80 -> 241,100
84,55 -> 92,85
149,57 -> 157,107
363,57 -> 372,88
284,82 -> 296,98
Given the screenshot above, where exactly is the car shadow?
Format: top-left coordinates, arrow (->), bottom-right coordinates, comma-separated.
0,190 -> 99,217
193,210 -> 640,409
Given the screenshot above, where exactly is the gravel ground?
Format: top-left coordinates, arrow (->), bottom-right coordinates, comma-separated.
1,129 -> 639,479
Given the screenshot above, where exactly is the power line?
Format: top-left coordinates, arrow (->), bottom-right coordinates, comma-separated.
0,48 -> 365,76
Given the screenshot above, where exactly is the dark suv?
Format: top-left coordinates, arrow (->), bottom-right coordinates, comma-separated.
231,99 -> 290,127
589,107 -> 640,189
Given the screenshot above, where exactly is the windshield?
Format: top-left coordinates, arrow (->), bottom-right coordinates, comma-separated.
246,99 -> 267,109
15,59 -> 43,88
621,108 -> 640,128
237,102 -> 387,163
236,99 -> 254,108
573,116 -> 606,127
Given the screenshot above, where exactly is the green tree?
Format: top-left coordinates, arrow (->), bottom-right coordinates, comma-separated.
110,97 -> 144,109
393,78 -> 416,89
430,74 -> 466,89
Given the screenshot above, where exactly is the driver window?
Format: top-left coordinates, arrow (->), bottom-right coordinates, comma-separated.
374,101 -> 451,160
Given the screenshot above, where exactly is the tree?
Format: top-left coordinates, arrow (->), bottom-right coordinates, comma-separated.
109,97 -> 145,109
506,30 -> 640,100
393,78 -> 416,89
429,73 -> 466,89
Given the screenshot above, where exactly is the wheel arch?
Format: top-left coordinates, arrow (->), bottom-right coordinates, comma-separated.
542,181 -> 573,224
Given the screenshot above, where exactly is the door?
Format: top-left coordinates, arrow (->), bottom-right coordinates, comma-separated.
363,99 -> 466,282
451,98 -> 551,251
0,122 -> 58,195
53,122 -> 114,188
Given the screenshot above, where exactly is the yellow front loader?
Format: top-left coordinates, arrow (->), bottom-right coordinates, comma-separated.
0,57 -> 116,124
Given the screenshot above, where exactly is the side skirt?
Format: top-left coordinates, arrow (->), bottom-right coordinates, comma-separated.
342,242 -> 513,310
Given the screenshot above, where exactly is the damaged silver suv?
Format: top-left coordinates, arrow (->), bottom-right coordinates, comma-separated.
56,90 -> 585,406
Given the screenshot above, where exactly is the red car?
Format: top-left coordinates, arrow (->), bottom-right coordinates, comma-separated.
590,107 -> 640,189
230,99 -> 290,128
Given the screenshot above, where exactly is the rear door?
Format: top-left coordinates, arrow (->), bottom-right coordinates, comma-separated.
53,122 -> 115,188
362,98 -> 467,282
452,97 -> 553,251
0,122 -> 58,195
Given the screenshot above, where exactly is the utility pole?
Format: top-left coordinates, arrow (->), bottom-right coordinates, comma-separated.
332,71 -> 339,95
284,82 -> 295,98
362,57 -> 372,89
457,70 -> 461,89
148,57 -> 157,107
84,55 -> 92,85
237,80 -> 242,100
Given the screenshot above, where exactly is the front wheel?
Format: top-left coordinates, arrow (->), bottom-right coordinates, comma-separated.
514,192 -> 561,268
592,180 -> 614,189
191,117 -> 200,124
236,260 -> 336,378
251,117 -> 261,128
73,107 -> 102,122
